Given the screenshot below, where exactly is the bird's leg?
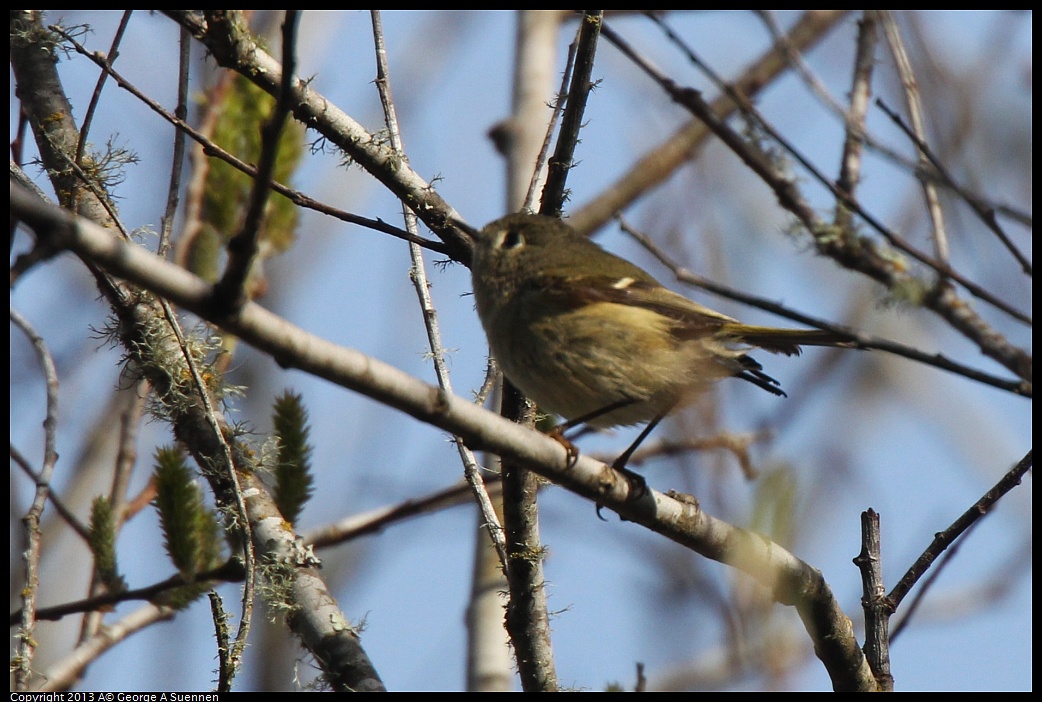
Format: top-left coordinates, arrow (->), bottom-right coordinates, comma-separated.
556,398 -> 637,437
547,429 -> 580,468
548,397 -> 637,468
594,405 -> 675,519
546,397 -> 669,519
609,410 -> 670,500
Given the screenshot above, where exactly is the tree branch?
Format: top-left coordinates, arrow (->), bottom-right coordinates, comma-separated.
163,10 -> 472,262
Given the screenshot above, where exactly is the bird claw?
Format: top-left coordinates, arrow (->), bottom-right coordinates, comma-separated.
665,489 -> 699,509
612,462 -> 648,501
594,462 -> 648,521
549,427 -> 580,468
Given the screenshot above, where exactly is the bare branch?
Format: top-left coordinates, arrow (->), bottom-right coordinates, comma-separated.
212,11 -> 300,314
539,10 -> 602,217
854,509 -> 892,691
835,10 -> 880,228
599,21 -> 1031,382
875,97 -> 1031,276
888,450 -> 1032,610
880,11 -> 950,267
163,10 -> 472,261
369,10 -> 508,570
10,307 -> 60,690
570,10 -> 852,235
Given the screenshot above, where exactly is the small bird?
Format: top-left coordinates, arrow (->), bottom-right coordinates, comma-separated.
469,213 -> 853,471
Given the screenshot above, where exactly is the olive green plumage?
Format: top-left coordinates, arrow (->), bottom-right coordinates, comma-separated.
470,213 -> 851,428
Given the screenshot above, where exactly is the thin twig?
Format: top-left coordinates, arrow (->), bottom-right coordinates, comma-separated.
600,23 -> 1032,384
754,11 -> 849,117
571,10 -> 852,236
159,24 -> 192,258
890,519 -> 980,642
76,10 -> 133,167
540,10 -> 602,217
157,295 -> 256,681
888,450 -> 1032,609
609,20 -> 1029,327
874,97 -> 1031,276
10,444 -> 90,541
10,559 -> 245,625
369,10 -> 508,569
835,10 -> 880,230
589,431 -> 772,481
51,26 -> 452,257
306,476 -> 503,548
10,307 -> 61,690
523,37 -> 576,213
212,11 -> 300,314
880,11 -> 950,267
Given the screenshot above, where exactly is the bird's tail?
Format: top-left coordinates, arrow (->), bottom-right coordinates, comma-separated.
725,325 -> 857,356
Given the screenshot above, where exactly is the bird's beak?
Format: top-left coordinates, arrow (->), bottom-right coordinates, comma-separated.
450,218 -> 480,242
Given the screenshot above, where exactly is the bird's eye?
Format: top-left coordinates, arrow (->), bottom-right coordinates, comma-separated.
501,228 -> 524,250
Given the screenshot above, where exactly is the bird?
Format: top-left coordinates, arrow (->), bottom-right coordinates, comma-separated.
469,213 -> 854,474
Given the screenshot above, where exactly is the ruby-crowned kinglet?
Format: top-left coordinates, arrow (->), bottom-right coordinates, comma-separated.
470,213 -> 852,437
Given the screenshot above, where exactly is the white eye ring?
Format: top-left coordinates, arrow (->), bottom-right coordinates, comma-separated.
500,228 -> 524,250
